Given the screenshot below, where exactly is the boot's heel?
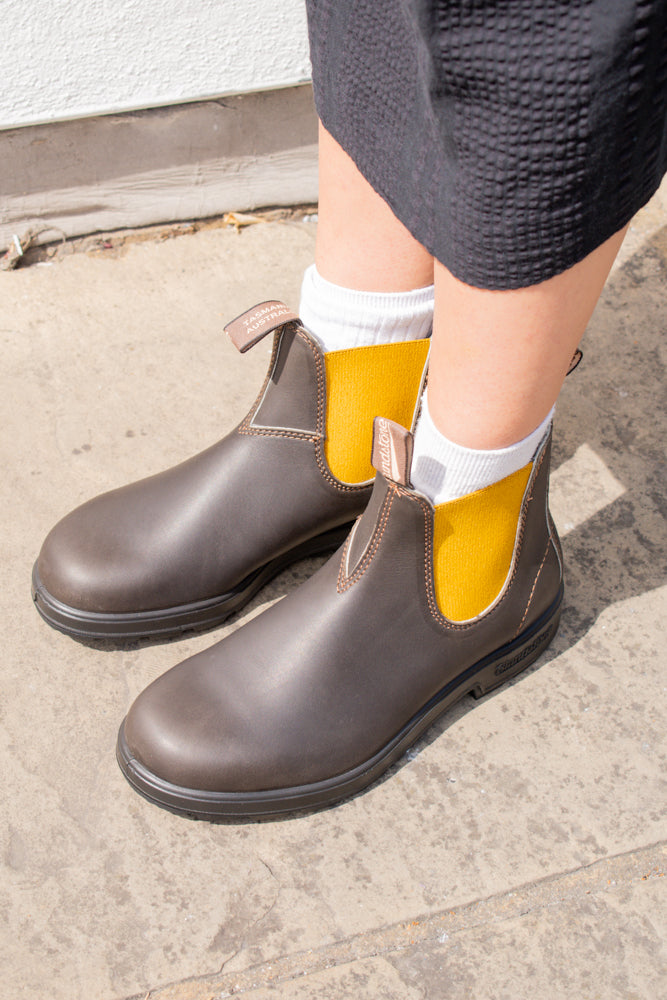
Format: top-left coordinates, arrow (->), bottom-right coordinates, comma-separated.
471,595 -> 562,700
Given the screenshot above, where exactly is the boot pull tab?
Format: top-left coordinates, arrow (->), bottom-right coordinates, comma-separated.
566,348 -> 583,376
371,417 -> 414,488
225,301 -> 300,353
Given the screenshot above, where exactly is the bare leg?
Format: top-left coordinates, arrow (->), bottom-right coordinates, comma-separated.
315,123 -> 434,291
316,121 -> 624,443
427,230 -> 627,450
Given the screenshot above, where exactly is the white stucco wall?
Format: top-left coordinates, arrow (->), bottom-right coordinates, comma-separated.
1,0 -> 311,129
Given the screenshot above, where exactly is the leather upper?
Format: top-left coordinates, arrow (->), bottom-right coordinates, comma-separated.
123,434 -> 562,793
36,323 -> 372,614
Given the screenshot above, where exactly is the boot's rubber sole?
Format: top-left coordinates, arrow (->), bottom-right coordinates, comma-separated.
116,585 -> 563,819
31,523 -> 354,641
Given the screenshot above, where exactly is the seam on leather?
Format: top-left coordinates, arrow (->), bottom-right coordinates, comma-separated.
235,325 -> 390,495
247,327 -> 286,431
295,328 -> 363,492
342,517 -> 362,578
239,425 -> 319,441
309,325 -> 326,437
241,327 -> 324,443
315,445 -> 374,493
239,329 -> 281,434
514,540 -> 552,638
250,423 -> 318,434
311,328 -> 376,495
337,487 -> 395,592
237,327 -> 369,493
338,530 -> 355,589
547,511 -> 563,576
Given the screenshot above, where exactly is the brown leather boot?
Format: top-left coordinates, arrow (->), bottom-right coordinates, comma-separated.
32,303 -> 429,639
117,417 -> 563,819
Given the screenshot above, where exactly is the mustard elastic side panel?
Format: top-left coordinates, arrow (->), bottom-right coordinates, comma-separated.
324,339 -> 429,484
432,463 -> 532,622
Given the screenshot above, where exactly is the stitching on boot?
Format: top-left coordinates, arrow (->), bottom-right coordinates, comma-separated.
547,511 -> 563,574
340,517 -> 362,579
240,427 -> 319,441
514,540 -> 552,637
248,327 -> 316,435
239,327 -> 321,440
238,326 -> 370,493
238,329 -> 281,434
240,328 -> 321,441
502,440 -> 548,596
392,484 -> 475,632
311,330 -> 375,495
337,487 -> 396,592
315,446 -> 373,494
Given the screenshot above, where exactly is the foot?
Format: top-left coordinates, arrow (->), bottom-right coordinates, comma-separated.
32,303 -> 428,640
117,418 -> 563,818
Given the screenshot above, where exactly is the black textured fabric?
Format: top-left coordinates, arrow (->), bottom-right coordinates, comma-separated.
307,0 -> 667,289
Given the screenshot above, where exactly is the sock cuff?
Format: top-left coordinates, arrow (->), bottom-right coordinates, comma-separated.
412,393 -> 554,504
302,264 -> 435,315
299,264 -> 434,351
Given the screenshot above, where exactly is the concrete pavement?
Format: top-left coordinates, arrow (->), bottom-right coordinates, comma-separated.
2,194 -> 665,999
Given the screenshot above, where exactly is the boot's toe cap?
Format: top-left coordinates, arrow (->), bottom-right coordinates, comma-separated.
122,654 -> 259,794
36,499 -> 154,613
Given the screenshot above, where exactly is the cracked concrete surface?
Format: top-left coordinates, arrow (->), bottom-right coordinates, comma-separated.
139,844 -> 666,999
2,185 -> 666,1000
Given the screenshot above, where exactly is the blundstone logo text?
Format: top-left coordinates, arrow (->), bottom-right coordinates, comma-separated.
377,418 -> 400,482
494,624 -> 554,676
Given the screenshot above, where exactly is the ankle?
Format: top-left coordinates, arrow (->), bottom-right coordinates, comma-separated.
412,392 -> 554,503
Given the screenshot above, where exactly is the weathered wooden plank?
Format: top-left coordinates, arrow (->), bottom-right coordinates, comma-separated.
0,86 -> 318,252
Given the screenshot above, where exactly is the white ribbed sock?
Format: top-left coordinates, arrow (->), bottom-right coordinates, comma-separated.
299,263 -> 433,351
412,392 -> 554,504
